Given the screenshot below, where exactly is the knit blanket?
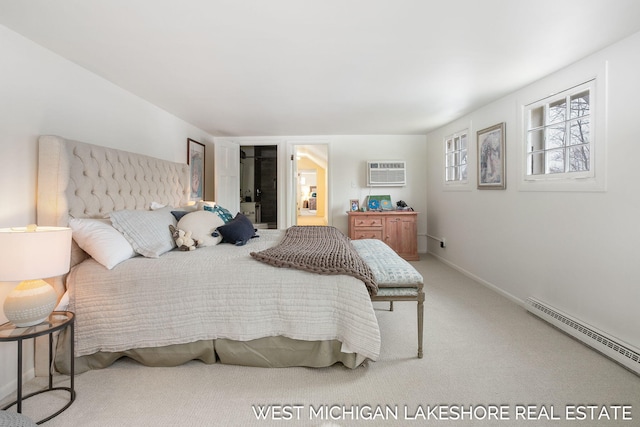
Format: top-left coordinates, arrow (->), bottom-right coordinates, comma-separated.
250,226 -> 378,295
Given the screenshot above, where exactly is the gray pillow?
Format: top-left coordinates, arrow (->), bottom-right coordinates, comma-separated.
109,207 -> 177,258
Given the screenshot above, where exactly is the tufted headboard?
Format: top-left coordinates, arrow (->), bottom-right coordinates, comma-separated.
36,135 -> 190,295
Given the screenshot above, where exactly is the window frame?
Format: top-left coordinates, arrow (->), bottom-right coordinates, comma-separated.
444,129 -> 470,189
516,60 -> 607,192
525,80 -> 594,180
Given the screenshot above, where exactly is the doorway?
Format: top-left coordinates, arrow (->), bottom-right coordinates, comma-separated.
240,145 -> 277,228
294,144 -> 328,226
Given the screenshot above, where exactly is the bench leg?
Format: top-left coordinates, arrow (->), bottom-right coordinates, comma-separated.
417,292 -> 425,358
389,301 -> 394,311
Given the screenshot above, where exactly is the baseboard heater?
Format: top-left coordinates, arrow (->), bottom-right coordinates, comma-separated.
526,297 -> 640,376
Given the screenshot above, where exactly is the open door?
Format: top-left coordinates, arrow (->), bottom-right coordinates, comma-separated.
214,139 -> 240,215
292,144 -> 328,226
240,145 -> 278,228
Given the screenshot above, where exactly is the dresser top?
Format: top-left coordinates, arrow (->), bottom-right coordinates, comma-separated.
348,210 -> 417,216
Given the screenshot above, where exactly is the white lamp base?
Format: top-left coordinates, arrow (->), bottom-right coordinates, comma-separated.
3,279 -> 58,327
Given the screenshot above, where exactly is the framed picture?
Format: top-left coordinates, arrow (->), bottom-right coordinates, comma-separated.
187,138 -> 205,201
367,195 -> 393,211
477,122 -> 506,189
350,199 -> 360,212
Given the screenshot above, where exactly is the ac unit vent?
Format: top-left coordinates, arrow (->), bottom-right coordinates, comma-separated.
367,161 -> 406,187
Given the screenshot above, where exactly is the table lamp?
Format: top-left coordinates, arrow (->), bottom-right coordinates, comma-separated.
0,225 -> 72,327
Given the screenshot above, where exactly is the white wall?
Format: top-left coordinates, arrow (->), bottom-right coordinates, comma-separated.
329,135 -> 427,250
222,135 -> 428,251
0,24 -> 215,399
425,31 -> 640,351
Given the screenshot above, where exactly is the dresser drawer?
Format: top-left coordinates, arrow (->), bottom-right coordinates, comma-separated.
353,230 -> 383,240
353,217 -> 383,227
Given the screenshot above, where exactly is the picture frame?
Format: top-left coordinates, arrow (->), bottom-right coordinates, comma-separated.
477,122 -> 506,189
187,138 -> 205,201
367,195 -> 393,211
350,199 -> 360,212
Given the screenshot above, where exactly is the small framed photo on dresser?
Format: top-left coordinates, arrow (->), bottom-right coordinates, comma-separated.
350,199 -> 360,212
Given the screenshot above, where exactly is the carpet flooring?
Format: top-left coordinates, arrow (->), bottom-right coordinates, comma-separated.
3,254 -> 639,426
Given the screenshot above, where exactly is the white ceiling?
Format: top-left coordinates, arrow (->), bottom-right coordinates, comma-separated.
2,0 -> 640,137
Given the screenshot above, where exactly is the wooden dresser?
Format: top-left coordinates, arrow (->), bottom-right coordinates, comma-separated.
348,211 -> 419,260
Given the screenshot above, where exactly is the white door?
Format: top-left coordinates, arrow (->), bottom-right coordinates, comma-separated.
214,139 -> 240,215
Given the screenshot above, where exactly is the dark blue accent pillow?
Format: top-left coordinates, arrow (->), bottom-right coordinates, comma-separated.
214,213 -> 258,246
171,210 -> 190,221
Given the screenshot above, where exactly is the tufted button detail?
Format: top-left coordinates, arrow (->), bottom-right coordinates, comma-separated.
59,141 -> 191,223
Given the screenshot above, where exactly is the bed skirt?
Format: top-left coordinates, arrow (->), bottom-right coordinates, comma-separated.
54,329 -> 368,374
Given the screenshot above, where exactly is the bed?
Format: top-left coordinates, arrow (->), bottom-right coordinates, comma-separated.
36,135 -> 380,374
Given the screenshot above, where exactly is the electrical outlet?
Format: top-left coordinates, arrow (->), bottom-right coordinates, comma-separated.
440,238 -> 446,248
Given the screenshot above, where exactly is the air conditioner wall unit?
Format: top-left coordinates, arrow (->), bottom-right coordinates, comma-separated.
367,161 -> 406,186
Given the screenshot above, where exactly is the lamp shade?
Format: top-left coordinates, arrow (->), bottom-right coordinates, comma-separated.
0,226 -> 72,281
1,226 -> 72,327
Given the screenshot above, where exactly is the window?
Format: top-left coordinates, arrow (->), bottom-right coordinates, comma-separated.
445,130 -> 468,184
525,81 -> 593,179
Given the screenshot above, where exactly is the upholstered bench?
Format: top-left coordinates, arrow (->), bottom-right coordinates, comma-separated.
352,239 -> 425,358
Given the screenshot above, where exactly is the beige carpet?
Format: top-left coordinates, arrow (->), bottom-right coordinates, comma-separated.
3,255 -> 639,426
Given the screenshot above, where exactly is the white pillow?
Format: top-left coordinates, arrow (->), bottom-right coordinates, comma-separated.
149,201 -> 167,210
109,207 -> 177,258
180,202 -> 198,212
177,210 -> 225,247
69,218 -> 136,269
197,201 -> 216,210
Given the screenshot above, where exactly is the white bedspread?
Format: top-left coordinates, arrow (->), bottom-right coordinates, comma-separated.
67,229 -> 380,361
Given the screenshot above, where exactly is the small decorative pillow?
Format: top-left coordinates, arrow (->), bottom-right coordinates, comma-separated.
177,210 -> 225,246
214,213 -> 258,246
69,218 -> 136,269
204,204 -> 234,223
109,207 -> 177,258
171,210 -> 190,221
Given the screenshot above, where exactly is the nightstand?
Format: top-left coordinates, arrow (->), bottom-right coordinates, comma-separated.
1,311 -> 75,424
